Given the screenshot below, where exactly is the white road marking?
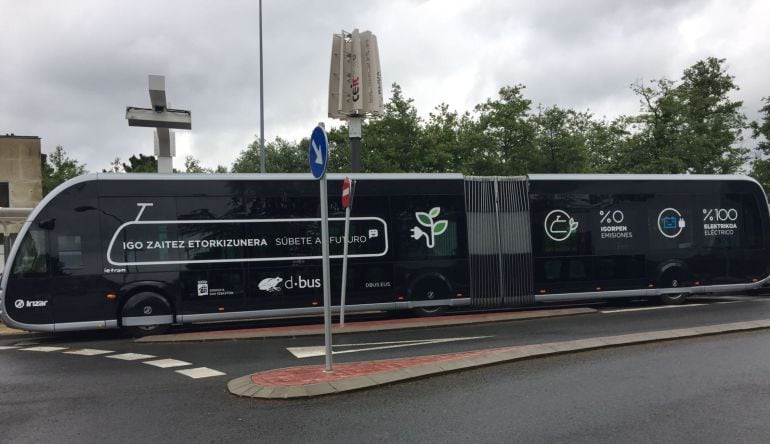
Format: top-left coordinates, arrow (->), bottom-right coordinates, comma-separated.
600,304 -> 704,313
175,367 -> 226,379
287,336 -> 493,359
0,346 -> 20,350
143,358 -> 191,368
20,346 -> 68,352
107,353 -> 156,361
64,349 -> 114,356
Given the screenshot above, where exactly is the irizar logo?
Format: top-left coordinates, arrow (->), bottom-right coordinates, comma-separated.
410,207 -> 448,248
14,299 -> 48,309
258,277 -> 284,293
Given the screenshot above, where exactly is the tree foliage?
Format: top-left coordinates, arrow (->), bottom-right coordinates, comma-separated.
41,145 -> 87,195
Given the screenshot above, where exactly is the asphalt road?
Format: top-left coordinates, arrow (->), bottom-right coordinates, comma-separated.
3,296 -> 770,442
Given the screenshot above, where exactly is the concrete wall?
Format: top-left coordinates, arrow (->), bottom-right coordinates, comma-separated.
0,135 -> 43,208
0,135 -> 43,273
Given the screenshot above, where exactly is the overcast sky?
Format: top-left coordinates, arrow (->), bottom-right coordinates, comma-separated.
1,0 -> 768,172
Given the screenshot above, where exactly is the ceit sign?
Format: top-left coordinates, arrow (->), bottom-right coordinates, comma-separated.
309,125 -> 328,179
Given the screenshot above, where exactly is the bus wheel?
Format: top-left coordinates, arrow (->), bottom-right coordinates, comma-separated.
125,323 -> 170,337
120,291 -> 173,337
659,292 -> 687,305
409,274 -> 450,317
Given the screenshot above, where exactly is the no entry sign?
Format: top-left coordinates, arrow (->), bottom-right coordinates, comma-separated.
341,177 -> 351,209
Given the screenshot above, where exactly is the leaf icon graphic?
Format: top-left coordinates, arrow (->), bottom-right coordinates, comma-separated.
433,220 -> 448,236
429,207 -> 441,218
416,212 -> 432,227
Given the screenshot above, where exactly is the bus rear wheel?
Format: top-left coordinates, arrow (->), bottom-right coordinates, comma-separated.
409,274 -> 451,317
124,323 -> 170,337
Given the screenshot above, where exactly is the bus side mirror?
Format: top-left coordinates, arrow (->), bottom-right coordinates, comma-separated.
38,218 -> 56,230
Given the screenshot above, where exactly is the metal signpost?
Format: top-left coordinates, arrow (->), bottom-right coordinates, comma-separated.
339,177 -> 354,327
309,123 -> 333,372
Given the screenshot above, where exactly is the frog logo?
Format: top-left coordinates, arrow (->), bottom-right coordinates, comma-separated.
258,277 -> 284,293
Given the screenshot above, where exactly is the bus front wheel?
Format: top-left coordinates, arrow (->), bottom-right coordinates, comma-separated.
120,291 -> 174,337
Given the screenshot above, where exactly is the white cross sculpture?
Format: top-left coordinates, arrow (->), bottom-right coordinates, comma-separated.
126,75 -> 191,173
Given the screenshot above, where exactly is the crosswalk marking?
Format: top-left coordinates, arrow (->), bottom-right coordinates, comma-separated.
143,358 -> 191,368
287,336 -> 492,359
107,353 -> 156,361
0,346 -> 20,350
20,346 -> 68,352
175,367 -> 226,379
64,349 -> 114,356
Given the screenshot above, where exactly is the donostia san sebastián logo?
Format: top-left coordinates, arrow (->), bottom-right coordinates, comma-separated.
544,209 -> 579,242
410,207 -> 448,248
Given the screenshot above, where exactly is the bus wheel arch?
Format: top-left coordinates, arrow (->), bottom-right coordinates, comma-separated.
120,290 -> 174,337
408,272 -> 452,317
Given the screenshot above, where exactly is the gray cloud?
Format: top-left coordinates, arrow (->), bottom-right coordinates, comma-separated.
0,0 -> 767,172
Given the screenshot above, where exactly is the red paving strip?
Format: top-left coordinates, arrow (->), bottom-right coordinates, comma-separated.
251,349 -> 488,386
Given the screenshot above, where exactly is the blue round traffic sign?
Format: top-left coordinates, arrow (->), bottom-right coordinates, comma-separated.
309,125 -> 328,179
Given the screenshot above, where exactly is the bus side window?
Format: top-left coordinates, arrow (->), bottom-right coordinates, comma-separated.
57,235 -> 83,269
10,230 -> 48,277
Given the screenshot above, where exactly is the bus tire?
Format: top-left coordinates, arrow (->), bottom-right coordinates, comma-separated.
120,291 -> 173,337
409,274 -> 451,317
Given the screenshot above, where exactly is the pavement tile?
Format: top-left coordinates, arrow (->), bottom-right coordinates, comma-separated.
495,348 -> 539,360
401,363 -> 443,378
240,385 -> 265,398
302,382 -> 336,397
692,325 -> 730,335
285,386 -> 309,399
268,386 -> 289,399
544,341 -> 591,352
227,376 -> 253,393
433,359 -> 473,372
368,370 -> 407,384
253,385 -> 276,399
329,376 -> 376,392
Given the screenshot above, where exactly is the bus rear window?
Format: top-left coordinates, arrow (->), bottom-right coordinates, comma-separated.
11,230 -> 48,277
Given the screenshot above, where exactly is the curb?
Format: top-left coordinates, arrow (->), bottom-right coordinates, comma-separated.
138,307 -> 597,343
228,318 -> 770,399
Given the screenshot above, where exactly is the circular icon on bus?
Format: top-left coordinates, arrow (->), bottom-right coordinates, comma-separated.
657,208 -> 686,239
14,299 -> 24,309
544,209 -> 579,242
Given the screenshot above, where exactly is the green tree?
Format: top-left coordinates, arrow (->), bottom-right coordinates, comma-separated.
624,57 -> 748,174
122,154 -> 157,173
473,85 -> 536,175
232,137 -> 306,173
530,106 -> 591,173
419,103 -> 464,173
749,96 -> 770,193
361,83 -> 423,172
41,145 -> 87,195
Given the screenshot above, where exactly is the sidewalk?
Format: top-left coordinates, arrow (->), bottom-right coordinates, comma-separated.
0,321 -> 25,336
139,307 -> 597,343
228,318 -> 770,399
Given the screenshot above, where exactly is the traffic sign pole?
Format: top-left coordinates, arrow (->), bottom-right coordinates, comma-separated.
309,123 -> 333,372
339,178 -> 353,327
319,174 -> 333,372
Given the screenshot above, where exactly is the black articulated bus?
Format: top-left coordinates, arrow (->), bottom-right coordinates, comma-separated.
2,173 -> 769,335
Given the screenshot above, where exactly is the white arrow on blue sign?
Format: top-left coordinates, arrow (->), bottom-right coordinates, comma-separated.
309,125 -> 328,179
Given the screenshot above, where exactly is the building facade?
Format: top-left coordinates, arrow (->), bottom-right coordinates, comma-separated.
0,135 -> 43,273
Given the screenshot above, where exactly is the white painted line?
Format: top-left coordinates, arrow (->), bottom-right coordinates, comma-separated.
600,304 -> 704,314
143,358 -> 191,368
287,336 -> 493,359
64,349 -> 114,356
20,346 -> 68,352
106,353 -> 156,361
175,367 -> 226,379
0,346 -> 20,350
